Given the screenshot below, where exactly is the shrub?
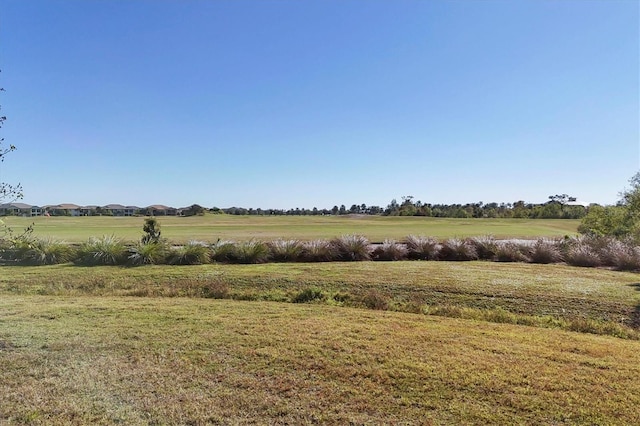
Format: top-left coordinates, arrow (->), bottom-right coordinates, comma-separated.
168,241 -> 210,265
469,236 -> 499,260
201,281 -> 230,299
372,239 -> 408,261
127,241 -> 168,266
76,236 -> 128,266
292,288 -> 325,303
268,239 -> 304,262
361,290 -> 390,310
301,239 -> 337,262
2,237 -> 32,263
529,239 -> 563,264
235,240 -> 270,264
438,238 -> 478,261
331,235 -> 371,261
405,235 -> 439,260
210,240 -> 238,263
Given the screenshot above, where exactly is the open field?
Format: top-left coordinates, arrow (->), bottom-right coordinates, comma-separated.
1,295 -> 639,424
1,215 -> 580,243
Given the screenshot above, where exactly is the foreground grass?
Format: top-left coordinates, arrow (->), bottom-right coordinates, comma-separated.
2,262 -> 638,338
1,296 -> 639,425
2,215 -> 580,243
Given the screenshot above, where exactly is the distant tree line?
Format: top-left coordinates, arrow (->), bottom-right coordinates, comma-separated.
211,194 -> 587,220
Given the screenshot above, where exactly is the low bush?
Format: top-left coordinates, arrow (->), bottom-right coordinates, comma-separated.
292,288 -> 325,303
372,239 -> 408,261
361,290 -> 390,310
405,235 -> 439,260
439,239 -> 478,261
332,235 -> 371,261
201,281 -> 230,299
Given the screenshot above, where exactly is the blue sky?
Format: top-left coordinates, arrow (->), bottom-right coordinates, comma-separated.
0,0 -> 638,209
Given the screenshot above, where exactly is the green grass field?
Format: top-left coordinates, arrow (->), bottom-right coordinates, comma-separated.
1,295 -> 639,424
3,261 -> 638,336
1,214 -> 580,243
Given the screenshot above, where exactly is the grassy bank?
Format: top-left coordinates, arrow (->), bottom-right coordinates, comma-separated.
1,215 -> 580,243
2,261 -> 638,338
1,296 -> 639,425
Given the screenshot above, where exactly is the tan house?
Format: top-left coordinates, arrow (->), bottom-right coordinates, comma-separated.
0,203 -> 42,217
45,203 -> 82,216
102,204 -> 139,217
145,204 -> 178,216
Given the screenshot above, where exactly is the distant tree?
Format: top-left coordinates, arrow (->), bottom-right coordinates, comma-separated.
548,194 -> 576,205
579,172 -> 640,238
578,205 -> 627,237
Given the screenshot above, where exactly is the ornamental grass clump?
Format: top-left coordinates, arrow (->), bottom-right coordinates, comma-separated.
606,242 -> 640,271
405,235 -> 439,260
331,234 -> 371,261
76,236 -> 128,266
372,239 -> 408,261
564,237 -> 602,268
268,239 -> 304,262
438,238 -> 478,261
22,238 -> 75,265
495,242 -> 530,262
210,240 -> 238,263
127,241 -> 168,266
168,241 -> 210,265
301,239 -> 337,262
469,236 -> 499,260
528,239 -> 563,264
234,240 -> 270,264
599,239 -> 633,268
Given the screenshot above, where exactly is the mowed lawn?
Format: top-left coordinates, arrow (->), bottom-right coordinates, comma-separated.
2,296 -> 640,425
3,261 -> 639,335
2,215 -> 580,243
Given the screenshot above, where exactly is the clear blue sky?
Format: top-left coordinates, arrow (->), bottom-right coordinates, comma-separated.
0,0 -> 638,209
